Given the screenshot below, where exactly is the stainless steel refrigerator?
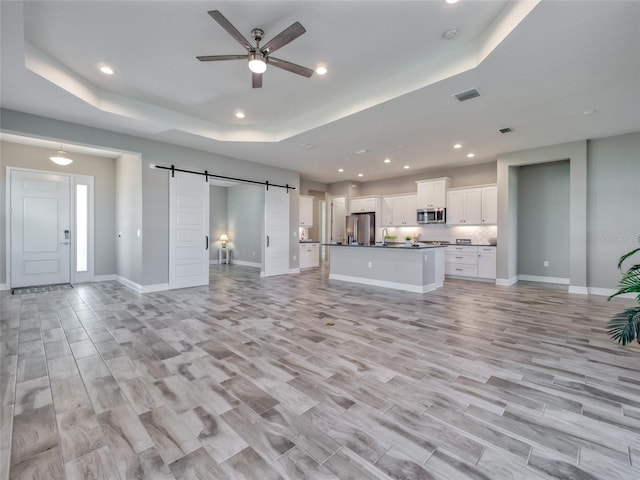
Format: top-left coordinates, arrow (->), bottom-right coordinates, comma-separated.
345,213 -> 375,245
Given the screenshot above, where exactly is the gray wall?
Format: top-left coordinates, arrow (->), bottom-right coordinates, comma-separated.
115,153 -> 142,284
227,184 -> 263,265
0,140 -> 116,283
517,161 -> 570,278
587,132 -> 640,289
497,140 -> 587,290
209,185 -> 228,263
358,161 -> 497,196
1,109 -> 300,286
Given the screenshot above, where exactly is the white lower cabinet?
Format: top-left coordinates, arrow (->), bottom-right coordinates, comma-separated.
445,245 -> 496,280
299,243 -> 320,269
477,246 -> 497,279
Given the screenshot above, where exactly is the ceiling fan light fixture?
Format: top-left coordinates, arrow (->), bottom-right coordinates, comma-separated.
248,53 -> 267,74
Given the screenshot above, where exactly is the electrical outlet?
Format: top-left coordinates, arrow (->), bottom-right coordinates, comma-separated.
293,255 -> 297,261
368,262 -> 372,268
543,260 -> 549,267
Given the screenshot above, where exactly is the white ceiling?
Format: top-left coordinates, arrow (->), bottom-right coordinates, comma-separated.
2,1 -> 639,183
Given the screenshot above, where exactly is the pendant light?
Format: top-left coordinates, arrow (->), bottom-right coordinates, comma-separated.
50,143 -> 73,166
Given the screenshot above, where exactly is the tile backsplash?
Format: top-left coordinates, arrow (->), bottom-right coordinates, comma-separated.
386,224 -> 498,245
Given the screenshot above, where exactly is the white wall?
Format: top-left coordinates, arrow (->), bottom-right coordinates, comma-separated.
115,153 -> 142,284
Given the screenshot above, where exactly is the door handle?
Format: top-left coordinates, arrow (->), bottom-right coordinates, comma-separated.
266,235 -> 270,247
205,235 -> 209,250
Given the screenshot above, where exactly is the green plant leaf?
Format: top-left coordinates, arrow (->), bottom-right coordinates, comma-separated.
607,307 -> 640,345
617,245 -> 640,270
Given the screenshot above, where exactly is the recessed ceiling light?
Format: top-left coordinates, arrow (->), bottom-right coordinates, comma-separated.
99,66 -> 114,75
403,165 -> 410,169
446,0 -> 459,4
467,153 -> 475,158
235,111 -> 245,119
384,158 -> 391,164
316,66 -> 327,75
583,110 -> 597,116
355,149 -> 369,154
357,173 -> 364,177
338,168 -> 344,173
453,143 -> 462,149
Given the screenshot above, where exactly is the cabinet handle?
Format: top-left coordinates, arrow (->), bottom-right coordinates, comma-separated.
266,235 -> 270,247
205,236 -> 209,250
456,268 -> 463,271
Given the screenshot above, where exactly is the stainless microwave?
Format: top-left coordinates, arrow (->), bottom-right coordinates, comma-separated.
417,207 -> 446,224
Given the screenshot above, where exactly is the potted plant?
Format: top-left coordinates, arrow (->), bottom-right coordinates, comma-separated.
405,235 -> 413,247
607,235 -> 640,345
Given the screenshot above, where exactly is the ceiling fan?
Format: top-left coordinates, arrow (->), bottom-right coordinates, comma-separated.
197,10 -> 314,88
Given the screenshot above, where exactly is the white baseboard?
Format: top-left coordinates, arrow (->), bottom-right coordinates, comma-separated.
93,275 -> 167,293
233,260 -> 261,268
289,268 -> 301,274
518,274 -> 570,285
329,273 -> 442,294
495,276 -> 518,286
588,287 -> 636,299
0,283 -> 8,291
209,260 -> 220,265
140,283 -> 169,293
93,274 -> 117,282
568,285 -> 589,295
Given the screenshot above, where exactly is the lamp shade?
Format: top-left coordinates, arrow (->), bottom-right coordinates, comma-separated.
220,234 -> 229,242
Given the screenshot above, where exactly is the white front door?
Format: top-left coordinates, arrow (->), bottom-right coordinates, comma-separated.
262,188 -> 290,277
10,170 -> 71,288
169,171 -> 210,289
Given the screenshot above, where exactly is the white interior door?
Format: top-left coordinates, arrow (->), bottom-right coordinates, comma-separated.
263,188 -> 290,277
169,171 -> 210,289
10,170 -> 70,288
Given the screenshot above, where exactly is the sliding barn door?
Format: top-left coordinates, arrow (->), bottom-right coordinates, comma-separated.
262,188 -> 290,277
169,171 -> 210,289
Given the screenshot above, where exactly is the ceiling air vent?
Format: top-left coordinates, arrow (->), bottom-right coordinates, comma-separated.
453,88 -> 481,102
498,127 -> 513,134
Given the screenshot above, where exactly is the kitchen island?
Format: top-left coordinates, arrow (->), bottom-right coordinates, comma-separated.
327,244 -> 446,293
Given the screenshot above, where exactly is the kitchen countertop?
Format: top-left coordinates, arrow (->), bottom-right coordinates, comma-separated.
299,240 -> 320,243
326,243 -> 445,249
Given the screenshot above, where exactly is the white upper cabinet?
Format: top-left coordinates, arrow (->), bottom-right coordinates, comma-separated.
416,178 -> 451,209
382,194 -> 417,226
447,185 -> 496,225
394,194 -> 417,226
481,185 -> 497,224
299,195 -> 313,226
350,196 -> 378,213
381,196 -> 394,227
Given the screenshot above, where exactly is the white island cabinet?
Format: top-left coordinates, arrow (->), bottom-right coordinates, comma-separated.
328,245 -> 445,293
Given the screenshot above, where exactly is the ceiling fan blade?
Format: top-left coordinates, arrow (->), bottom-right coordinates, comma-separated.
207,10 -> 252,51
261,22 -> 306,55
267,57 -> 314,77
252,72 -> 263,88
197,54 -> 247,62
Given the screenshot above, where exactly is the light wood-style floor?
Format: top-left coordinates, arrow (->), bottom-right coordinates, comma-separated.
1,265 -> 639,479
